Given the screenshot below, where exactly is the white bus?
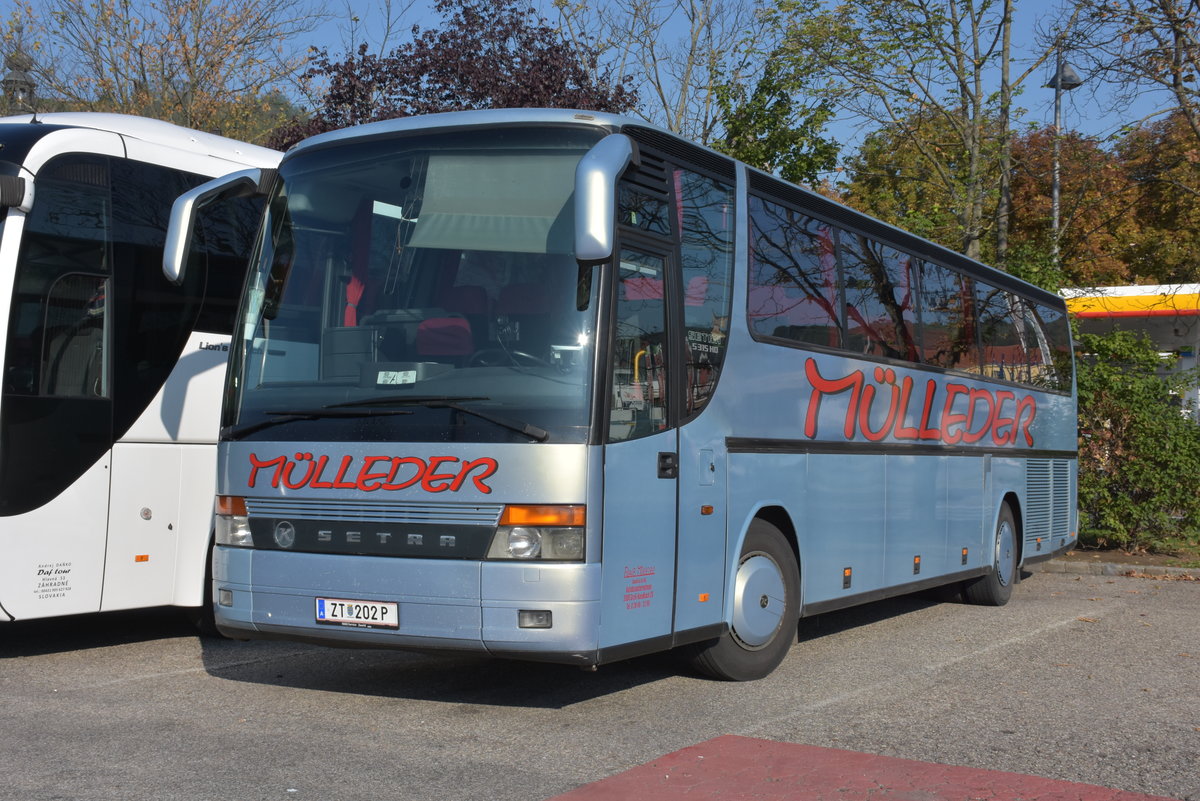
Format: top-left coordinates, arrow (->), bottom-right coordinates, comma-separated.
167,109 -> 1076,679
0,113 -> 277,625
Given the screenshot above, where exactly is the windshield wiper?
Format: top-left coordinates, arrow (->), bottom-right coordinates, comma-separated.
328,395 -> 550,442
224,407 -> 413,439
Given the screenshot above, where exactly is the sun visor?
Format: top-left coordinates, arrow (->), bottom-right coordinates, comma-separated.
404,152 -> 578,254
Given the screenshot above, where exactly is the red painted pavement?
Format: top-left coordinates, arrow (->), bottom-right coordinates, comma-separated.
549,735 -> 1176,801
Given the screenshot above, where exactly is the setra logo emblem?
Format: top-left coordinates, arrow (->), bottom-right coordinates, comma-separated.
273,520 -> 297,549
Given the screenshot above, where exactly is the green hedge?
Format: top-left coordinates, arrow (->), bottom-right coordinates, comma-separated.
1075,330 -> 1200,553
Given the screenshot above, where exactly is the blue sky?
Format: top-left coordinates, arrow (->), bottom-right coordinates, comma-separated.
304,1 -> 1169,155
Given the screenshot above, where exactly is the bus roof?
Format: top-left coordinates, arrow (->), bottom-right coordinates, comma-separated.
0,112 -> 278,168
288,108 -> 632,154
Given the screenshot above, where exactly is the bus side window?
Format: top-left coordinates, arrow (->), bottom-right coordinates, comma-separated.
841,234 -> 918,361
678,170 -> 734,417
975,281 -> 1027,383
40,274 -> 109,397
917,262 -> 980,371
746,196 -> 843,350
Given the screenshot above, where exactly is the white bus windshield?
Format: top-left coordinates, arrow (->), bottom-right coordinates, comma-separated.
227,126 -> 605,444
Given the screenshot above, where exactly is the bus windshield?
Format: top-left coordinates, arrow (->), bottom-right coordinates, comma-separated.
227,126 -> 605,444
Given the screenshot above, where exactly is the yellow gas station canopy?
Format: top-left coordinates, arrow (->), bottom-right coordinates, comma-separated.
1063,285 -> 1200,318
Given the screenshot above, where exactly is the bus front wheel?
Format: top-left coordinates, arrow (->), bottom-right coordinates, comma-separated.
964,503 -> 1018,606
687,519 -> 799,681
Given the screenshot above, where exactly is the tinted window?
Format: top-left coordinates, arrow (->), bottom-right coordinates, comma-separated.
109,159 -> 205,438
840,234 -> 918,361
1,154 -> 113,515
0,154 -> 212,516
609,249 -> 670,442
747,196 -> 842,348
679,170 -> 734,417
917,261 -> 979,371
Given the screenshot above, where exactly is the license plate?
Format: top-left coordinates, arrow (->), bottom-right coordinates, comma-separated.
315,597 -> 399,629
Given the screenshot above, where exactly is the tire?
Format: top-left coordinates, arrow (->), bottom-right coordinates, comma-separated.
687,519 -> 800,681
964,502 -> 1018,606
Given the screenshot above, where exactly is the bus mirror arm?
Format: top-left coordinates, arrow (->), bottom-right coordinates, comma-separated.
574,133 -> 639,266
162,167 -> 277,285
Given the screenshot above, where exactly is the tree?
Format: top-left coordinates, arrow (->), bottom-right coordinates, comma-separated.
1,0 -> 319,141
554,0 -> 764,143
841,112 -> 999,255
1075,330 -> 1200,552
1007,126 -> 1141,288
1115,113 -> 1200,283
713,50 -> 838,185
269,0 -> 636,150
779,0 -> 1078,262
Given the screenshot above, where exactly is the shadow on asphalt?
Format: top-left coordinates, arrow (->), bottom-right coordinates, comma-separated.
0,607 -> 198,657
197,588 -> 967,708
199,634 -> 691,709
0,583 -> 984,708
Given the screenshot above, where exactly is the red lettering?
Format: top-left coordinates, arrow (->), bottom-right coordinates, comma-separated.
917,380 -> 942,440
892,376 -> 919,440
246,452 -> 501,494
356,456 -> 393,492
858,367 -> 900,442
962,389 -> 994,445
804,358 -> 864,439
383,457 -> 425,491
309,455 -> 334,488
991,391 -> 1016,446
421,456 -> 460,492
281,452 -> 317,489
1015,395 -> 1037,447
247,453 -> 286,488
941,384 -> 970,444
331,455 -> 359,489
451,457 -> 499,493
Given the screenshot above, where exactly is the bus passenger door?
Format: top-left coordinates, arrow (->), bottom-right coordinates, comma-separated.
599,247 -> 677,650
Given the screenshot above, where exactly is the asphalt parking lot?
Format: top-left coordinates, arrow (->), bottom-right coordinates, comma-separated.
2,569 -> 1197,801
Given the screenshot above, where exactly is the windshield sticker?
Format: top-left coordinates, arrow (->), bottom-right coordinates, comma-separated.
804,358 -> 1037,447
248,453 -> 499,494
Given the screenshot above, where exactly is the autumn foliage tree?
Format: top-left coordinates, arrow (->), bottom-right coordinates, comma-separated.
2,0 -> 317,141
269,0 -> 636,150
1007,127 -> 1140,288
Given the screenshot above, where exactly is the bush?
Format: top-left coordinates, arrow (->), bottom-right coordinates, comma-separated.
1075,330 -> 1200,552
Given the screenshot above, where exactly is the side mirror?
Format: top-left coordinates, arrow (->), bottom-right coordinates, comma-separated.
163,167 -> 275,285
0,174 -> 33,212
574,134 -> 639,265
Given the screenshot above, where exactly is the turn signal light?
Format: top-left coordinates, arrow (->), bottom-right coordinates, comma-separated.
500,505 -> 585,527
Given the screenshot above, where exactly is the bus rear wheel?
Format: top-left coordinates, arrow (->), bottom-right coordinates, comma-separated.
964,502 -> 1018,606
687,519 -> 799,681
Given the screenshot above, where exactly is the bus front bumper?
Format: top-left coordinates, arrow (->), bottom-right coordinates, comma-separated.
212,546 -> 603,664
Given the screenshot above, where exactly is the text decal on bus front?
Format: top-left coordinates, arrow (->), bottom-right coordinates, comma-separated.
804,358 -> 1037,447
247,453 -> 499,493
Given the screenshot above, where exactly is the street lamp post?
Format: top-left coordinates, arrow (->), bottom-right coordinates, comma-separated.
1045,49 -> 1083,268
3,52 -> 36,112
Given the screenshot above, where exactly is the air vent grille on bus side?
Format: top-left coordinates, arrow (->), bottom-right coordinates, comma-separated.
621,125 -> 737,181
1025,459 -> 1071,547
625,150 -> 671,198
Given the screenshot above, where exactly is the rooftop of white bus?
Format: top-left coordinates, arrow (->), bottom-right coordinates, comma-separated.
0,112 -> 278,168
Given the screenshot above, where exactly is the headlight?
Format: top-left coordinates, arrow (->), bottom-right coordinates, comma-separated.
486,505 -> 585,561
214,495 -> 254,547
